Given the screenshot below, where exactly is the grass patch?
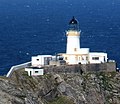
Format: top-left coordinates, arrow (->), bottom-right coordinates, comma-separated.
48,96 -> 75,104
96,72 -> 114,91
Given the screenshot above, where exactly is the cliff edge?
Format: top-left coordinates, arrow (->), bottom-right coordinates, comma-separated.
0,70 -> 120,104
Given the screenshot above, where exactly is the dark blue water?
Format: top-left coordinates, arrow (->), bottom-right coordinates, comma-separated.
0,0 -> 120,75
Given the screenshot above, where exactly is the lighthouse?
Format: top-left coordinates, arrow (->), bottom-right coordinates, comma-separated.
59,17 -> 108,65
66,17 -> 81,54
60,17 -> 90,64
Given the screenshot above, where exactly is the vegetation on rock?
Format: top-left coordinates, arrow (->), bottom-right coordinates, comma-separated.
0,69 -> 119,104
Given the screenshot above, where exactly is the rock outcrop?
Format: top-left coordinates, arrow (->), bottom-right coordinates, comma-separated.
0,70 -> 120,104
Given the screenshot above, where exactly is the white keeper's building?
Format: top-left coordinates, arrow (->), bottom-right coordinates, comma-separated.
31,17 -> 108,67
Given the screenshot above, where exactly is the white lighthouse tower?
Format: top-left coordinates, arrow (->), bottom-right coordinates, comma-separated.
66,16 -> 81,54
61,17 -> 87,64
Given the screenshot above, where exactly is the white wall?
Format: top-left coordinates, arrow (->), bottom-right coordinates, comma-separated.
66,36 -> 80,54
89,52 -> 107,64
32,55 -> 52,67
68,55 -> 77,64
66,31 -> 80,54
78,48 -> 89,54
25,68 -> 44,76
33,69 -> 44,76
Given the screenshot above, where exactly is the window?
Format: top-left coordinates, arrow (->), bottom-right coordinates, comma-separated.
65,57 -> 68,60
35,71 -> 39,73
82,57 -> 84,60
44,57 -> 47,61
92,57 -> 99,60
86,57 -> 88,60
74,48 -> 77,52
36,59 -> 39,61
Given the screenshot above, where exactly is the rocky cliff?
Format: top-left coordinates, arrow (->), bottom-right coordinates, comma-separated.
0,70 -> 120,104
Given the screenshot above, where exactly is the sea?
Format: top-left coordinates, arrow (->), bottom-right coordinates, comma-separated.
0,0 -> 120,75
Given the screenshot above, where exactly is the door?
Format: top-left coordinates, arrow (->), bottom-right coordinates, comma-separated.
30,71 -> 32,76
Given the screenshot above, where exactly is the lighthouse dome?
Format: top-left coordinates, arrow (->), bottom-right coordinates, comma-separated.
68,16 -> 79,31
69,16 -> 78,25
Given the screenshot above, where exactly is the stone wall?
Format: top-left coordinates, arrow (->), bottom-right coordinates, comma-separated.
44,62 -> 116,74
